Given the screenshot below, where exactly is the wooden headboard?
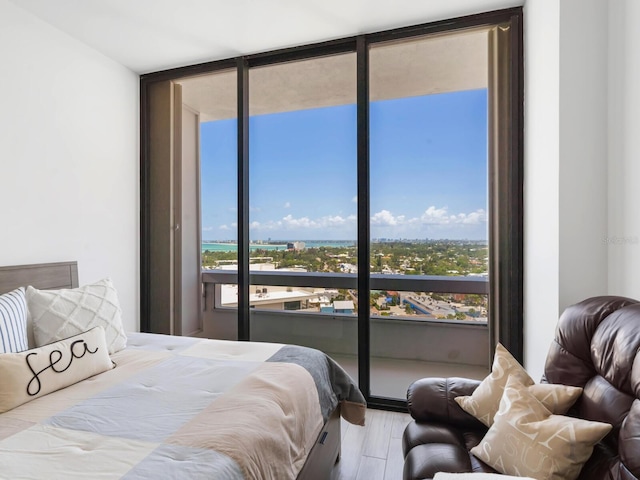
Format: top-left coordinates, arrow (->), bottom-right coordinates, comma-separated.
0,261 -> 78,295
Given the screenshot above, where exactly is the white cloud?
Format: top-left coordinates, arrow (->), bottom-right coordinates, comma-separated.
203,226 -> 214,232
420,206 -> 451,224
352,196 -> 358,203
284,202 -> 291,208
282,215 -> 312,228
461,209 -> 487,224
242,206 -> 485,237
371,210 -> 405,226
420,206 -> 487,225
249,213 -> 357,231
370,206 -> 487,228
219,225 -> 230,231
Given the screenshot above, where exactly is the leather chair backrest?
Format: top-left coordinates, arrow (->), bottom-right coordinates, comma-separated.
544,296 -> 640,480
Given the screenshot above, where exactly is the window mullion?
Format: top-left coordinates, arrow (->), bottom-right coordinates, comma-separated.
356,35 -> 371,399
237,57 -> 250,341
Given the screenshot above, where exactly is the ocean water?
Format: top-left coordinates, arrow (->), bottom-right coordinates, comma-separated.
202,241 -> 355,252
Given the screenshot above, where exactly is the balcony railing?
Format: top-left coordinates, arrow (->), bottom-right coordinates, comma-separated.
201,270 -> 490,377
202,269 -> 489,294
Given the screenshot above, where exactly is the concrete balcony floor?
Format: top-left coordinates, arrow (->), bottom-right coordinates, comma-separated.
328,353 -> 490,399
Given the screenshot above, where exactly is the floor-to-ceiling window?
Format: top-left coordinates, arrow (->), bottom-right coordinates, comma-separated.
367,29 -> 491,398
141,7 -> 523,408
247,54 -> 359,369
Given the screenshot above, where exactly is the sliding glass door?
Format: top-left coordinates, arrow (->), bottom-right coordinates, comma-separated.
247,54 -> 359,380
368,29 -> 491,399
141,8 -> 523,408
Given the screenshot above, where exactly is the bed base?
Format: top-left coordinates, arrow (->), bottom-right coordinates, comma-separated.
297,405 -> 341,480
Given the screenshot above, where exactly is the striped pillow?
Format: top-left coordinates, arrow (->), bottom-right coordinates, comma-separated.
0,288 -> 28,353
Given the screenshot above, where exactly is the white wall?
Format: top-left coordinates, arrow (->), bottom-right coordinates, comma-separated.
558,0 -> 609,309
0,0 -> 140,332
523,0 -> 610,380
608,0 -> 640,299
523,0 -> 561,379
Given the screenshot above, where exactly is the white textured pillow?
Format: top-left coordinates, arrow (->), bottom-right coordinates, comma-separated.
0,326 -> 113,413
27,278 -> 127,354
0,287 -> 28,353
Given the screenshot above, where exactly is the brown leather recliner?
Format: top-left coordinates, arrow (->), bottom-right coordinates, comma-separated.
402,296 -> 640,480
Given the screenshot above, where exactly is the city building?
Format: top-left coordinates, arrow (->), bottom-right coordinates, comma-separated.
333,300 -> 355,314
286,241 -> 306,251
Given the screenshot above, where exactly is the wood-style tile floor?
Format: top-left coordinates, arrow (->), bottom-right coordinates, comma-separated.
330,408 -> 411,480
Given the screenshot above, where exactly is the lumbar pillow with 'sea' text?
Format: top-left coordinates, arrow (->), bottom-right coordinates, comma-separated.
0,326 -> 113,413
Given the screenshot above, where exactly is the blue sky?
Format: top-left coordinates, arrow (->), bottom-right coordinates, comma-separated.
201,88 -> 487,241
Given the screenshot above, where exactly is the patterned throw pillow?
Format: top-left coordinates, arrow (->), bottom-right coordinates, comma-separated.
27,278 -> 127,354
455,343 -> 582,426
0,287 -> 28,353
471,375 -> 611,480
0,326 -> 113,413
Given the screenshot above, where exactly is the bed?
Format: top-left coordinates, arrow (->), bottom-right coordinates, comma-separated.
0,262 -> 366,479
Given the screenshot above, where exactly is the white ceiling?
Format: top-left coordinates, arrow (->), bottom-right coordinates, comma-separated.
9,0 -> 522,74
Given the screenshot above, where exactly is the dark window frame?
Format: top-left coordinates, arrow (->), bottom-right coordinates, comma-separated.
140,6 -> 523,410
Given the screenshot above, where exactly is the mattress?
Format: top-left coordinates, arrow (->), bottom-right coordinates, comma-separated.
0,332 -> 366,479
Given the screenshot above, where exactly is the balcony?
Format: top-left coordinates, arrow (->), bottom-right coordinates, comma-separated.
202,269 -> 490,399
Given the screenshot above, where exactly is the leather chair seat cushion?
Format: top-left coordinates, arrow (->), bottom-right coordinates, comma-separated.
403,422 -> 496,480
403,442 -> 498,480
403,422 -> 487,455
403,443 -> 472,480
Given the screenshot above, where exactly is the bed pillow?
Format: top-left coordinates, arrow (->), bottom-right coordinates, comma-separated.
0,287 -> 28,353
0,326 -> 113,413
470,375 -> 611,480
27,278 -> 127,354
455,343 -> 582,426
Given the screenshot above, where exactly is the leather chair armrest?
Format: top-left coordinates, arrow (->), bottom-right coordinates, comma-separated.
407,377 -> 485,428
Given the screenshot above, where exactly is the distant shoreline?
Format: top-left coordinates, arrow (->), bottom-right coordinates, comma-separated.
202,241 -> 356,253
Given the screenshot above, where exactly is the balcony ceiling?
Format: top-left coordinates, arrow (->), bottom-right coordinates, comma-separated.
9,0 -> 522,74
178,28 -> 490,121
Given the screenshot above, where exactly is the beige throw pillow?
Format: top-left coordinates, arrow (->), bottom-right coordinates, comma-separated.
471,375 -> 611,480
434,473 -> 535,480
27,278 -> 127,354
455,343 -> 582,426
0,326 -> 113,413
